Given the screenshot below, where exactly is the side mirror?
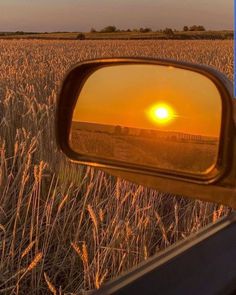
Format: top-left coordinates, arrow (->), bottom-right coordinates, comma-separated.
56,58 -> 236,208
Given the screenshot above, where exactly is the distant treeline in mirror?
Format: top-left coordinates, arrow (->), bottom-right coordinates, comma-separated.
72,122 -> 218,144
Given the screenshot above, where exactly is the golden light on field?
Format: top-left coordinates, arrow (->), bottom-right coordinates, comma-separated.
148,103 -> 175,125
0,39 -> 230,295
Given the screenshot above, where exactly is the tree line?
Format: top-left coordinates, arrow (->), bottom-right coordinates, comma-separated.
89,25 -> 206,34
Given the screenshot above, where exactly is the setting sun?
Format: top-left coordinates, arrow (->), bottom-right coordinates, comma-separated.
148,103 -> 175,125
155,107 -> 169,119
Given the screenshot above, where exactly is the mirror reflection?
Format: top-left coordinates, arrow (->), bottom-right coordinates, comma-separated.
70,64 -> 222,175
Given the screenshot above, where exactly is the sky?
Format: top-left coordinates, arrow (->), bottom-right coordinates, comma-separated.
1,0 -> 233,32
73,65 -> 222,137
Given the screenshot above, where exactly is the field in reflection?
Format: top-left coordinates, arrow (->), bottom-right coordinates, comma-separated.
71,121 -> 218,174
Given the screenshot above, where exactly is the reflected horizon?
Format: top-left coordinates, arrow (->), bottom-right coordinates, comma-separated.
73,64 -> 222,137
72,120 -> 219,139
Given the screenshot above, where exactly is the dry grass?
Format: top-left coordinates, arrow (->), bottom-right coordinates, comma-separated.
0,40 -> 233,294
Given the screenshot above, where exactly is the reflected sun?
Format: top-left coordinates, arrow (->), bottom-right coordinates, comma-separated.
148,103 -> 175,125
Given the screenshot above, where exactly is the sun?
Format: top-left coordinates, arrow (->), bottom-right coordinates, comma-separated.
155,107 -> 169,120
148,103 -> 175,125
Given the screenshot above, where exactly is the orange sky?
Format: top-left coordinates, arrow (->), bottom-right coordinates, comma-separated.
73,64 -> 222,137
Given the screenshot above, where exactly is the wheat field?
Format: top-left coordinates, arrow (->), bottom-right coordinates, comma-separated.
0,40 -> 233,294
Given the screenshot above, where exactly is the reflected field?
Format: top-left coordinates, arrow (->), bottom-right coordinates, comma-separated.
71,121 -> 218,174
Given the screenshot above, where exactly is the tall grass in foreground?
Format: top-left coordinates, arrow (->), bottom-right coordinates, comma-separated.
0,40 -> 233,294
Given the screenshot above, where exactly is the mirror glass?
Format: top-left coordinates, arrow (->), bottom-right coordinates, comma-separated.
70,64 -> 222,175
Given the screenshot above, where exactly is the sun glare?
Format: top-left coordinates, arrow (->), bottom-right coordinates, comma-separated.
148,103 -> 175,125
155,107 -> 169,119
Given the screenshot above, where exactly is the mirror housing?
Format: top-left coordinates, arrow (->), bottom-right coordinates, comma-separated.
56,58 -> 236,208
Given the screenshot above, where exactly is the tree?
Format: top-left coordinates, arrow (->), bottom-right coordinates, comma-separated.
197,25 -> 206,31
183,26 -> 189,32
139,27 -> 152,33
163,28 -> 174,36
123,127 -> 129,136
15,31 -> 25,35
189,25 -> 206,31
90,28 -> 97,33
76,33 -> 86,40
101,26 -> 117,33
114,125 -> 122,135
189,25 -> 197,31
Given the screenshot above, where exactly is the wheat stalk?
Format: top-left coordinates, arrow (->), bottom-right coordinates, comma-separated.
26,252 -> 43,272
87,204 -> 99,234
44,272 -> 57,295
21,240 -> 36,258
